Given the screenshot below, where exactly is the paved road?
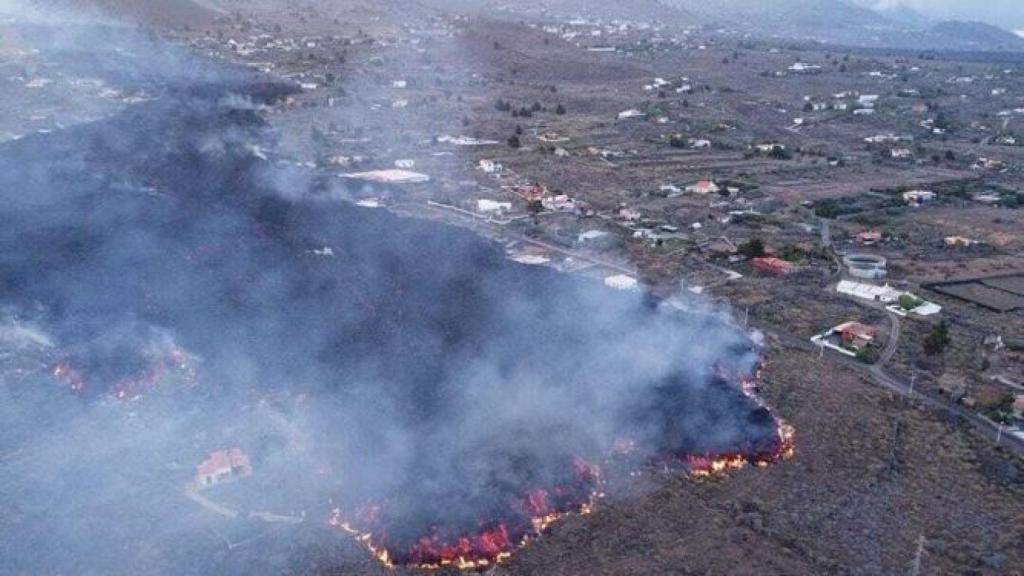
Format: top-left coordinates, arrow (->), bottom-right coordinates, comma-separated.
880,310 -> 901,365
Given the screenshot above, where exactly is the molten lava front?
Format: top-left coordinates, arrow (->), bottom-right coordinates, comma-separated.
331,456 -> 602,569
330,369 -> 795,571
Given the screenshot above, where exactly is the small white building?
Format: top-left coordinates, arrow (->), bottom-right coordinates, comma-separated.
903,190 -> 936,206
477,199 -> 512,214
478,159 -> 502,173
605,274 -> 639,291
617,109 -> 646,120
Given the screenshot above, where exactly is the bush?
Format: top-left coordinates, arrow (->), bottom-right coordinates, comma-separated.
924,320 -> 950,355
856,347 -> 880,364
898,294 -> 923,311
737,238 -> 766,258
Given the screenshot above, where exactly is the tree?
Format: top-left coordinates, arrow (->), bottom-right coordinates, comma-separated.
507,134 -> 521,149
555,103 -> 566,115
924,320 -> 950,355
856,346 -> 880,364
737,238 -> 766,258
898,294 -> 922,311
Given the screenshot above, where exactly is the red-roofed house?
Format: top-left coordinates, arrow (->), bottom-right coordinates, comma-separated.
752,257 -> 795,276
196,448 -> 252,487
857,230 -> 883,245
834,322 -> 877,350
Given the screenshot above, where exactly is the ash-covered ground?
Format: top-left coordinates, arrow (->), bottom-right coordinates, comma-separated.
0,14 -> 781,575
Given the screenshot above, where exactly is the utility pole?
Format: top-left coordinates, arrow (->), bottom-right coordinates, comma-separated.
908,374 -> 916,396
909,534 -> 926,576
996,423 -> 1003,446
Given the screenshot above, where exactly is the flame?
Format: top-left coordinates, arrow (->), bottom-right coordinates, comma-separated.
330,360 -> 796,570
51,361 -> 85,393
49,344 -> 201,401
330,458 -> 604,571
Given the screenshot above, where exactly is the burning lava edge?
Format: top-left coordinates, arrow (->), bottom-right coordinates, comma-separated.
327,362 -> 796,571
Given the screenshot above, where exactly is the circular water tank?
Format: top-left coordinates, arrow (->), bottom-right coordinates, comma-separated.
843,253 -> 887,279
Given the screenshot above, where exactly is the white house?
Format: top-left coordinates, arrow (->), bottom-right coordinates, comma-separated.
477,199 -> 512,214
478,159 -> 502,173
903,190 -> 936,206
605,274 -> 639,291
617,109 -> 646,120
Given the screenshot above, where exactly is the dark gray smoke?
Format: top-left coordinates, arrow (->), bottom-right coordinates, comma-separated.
0,6 -> 780,574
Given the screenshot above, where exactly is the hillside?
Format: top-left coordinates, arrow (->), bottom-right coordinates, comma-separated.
33,0 -> 221,28
929,20 -> 1024,51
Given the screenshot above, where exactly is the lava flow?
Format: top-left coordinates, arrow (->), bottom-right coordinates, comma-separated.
330,359 -> 795,571
331,456 -> 602,570
50,342 -> 199,400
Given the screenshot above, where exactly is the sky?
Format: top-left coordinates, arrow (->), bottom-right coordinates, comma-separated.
864,0 -> 1024,30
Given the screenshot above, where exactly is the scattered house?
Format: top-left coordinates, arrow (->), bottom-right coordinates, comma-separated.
973,157 -> 1007,171
857,230 -> 883,245
686,179 -> 721,195
478,159 -> 502,173
812,321 -> 878,357
437,135 -> 500,146
835,321 -> 877,350
689,138 -> 712,149
903,189 -> 936,206
343,169 -> 430,185
752,257 -> 795,276
834,280 -> 939,316
617,109 -> 646,120
911,103 -> 929,115
355,197 -> 383,209
538,132 -> 570,143
854,108 -> 875,116
542,194 -> 576,212
858,94 -> 880,106
511,254 -> 550,266
578,229 -> 609,243
836,280 -> 901,303
477,199 -> 512,214
660,184 -> 683,197
755,143 -> 785,153
890,148 -> 913,159
618,206 -> 642,222
865,134 -> 903,144
604,274 -> 639,291
394,159 -> 416,169
789,62 -> 821,73
196,448 -> 252,488
945,235 -> 975,247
